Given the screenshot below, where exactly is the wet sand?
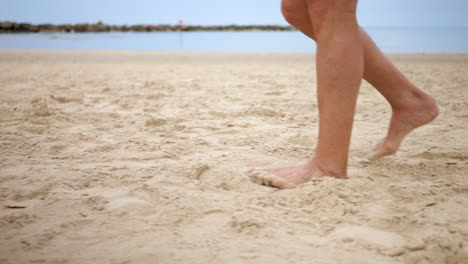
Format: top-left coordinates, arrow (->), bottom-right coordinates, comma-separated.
1,50 -> 467,263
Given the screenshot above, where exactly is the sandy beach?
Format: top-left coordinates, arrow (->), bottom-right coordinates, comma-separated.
0,50 -> 467,263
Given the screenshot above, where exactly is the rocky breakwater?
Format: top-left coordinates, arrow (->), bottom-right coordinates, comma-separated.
0,21 -> 295,33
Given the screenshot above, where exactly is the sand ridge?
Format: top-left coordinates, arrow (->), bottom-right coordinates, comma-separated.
0,50 -> 467,263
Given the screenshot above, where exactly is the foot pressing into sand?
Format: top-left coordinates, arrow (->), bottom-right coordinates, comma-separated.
248,159 -> 344,189
248,93 -> 438,189
371,93 -> 439,159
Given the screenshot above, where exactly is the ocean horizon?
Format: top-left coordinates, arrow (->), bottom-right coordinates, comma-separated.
1,26 -> 467,53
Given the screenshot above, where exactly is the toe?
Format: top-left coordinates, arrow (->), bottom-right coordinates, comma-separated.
247,169 -> 296,189
249,170 -> 268,185
262,173 -> 295,189
261,173 -> 276,187
370,139 -> 398,160
373,138 -> 385,151
247,169 -> 266,178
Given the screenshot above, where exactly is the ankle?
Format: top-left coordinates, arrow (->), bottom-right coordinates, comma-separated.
391,88 -> 438,115
389,88 -> 421,110
306,158 -> 348,179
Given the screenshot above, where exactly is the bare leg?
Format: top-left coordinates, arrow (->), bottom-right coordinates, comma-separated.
280,0 -> 438,158
360,29 -> 439,158
312,1 -> 363,176
249,0 -> 363,188
248,0 -> 439,188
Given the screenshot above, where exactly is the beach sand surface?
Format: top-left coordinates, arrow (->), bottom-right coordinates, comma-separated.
1,50 -> 467,264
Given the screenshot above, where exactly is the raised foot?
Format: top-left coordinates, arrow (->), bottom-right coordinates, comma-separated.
248,160 -> 346,189
371,94 -> 439,159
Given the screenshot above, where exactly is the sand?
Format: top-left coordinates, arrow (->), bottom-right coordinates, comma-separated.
0,50 -> 467,264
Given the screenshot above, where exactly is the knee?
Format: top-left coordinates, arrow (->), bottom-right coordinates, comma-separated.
308,0 -> 358,19
281,0 -> 305,28
307,0 -> 358,33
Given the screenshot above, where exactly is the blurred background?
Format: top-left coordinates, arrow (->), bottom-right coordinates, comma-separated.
1,0 -> 467,53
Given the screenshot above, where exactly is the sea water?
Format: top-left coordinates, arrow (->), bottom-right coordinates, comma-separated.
0,27 -> 467,53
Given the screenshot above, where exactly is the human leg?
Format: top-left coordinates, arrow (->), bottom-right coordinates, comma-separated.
359,29 -> 439,158
309,0 -> 363,176
281,0 -> 439,158
249,0 -> 363,188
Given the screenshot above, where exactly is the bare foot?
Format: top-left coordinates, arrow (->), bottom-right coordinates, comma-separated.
372,93 -> 439,159
248,159 -> 344,189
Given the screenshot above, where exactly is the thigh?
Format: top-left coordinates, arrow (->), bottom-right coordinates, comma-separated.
306,0 -> 358,16
306,0 -> 358,31
282,0 -> 317,38
282,0 -> 309,15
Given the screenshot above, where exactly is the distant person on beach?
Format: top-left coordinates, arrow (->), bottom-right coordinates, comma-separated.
248,0 -> 439,188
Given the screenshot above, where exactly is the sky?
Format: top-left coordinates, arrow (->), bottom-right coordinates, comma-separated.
1,0 -> 467,27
